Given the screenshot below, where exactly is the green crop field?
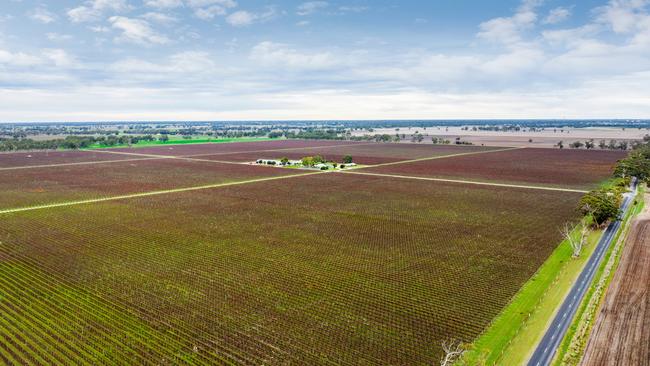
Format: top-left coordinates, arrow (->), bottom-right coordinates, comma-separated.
0,141 -> 617,365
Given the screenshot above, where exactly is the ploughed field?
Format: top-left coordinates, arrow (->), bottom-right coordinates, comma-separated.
580,198 -> 650,366
0,141 -> 619,365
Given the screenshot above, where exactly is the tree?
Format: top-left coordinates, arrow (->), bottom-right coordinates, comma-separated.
301,156 -> 315,167
280,157 -> 289,165
578,190 -> 621,227
585,139 -> 595,149
570,141 -> 584,149
556,141 -> 564,149
614,151 -> 650,181
561,222 -> 590,258
608,139 -> 618,150
343,155 -> 353,164
440,339 -> 465,366
598,140 -> 607,149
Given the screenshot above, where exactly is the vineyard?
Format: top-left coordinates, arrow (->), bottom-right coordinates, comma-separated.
0,159 -> 301,211
0,140 -> 618,364
200,144 -> 499,165
0,150 -> 143,168
365,148 -> 626,190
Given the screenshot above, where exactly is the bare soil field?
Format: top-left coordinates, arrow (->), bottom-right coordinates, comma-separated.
580,195 -> 650,366
355,127 -> 648,148
365,148 -> 625,190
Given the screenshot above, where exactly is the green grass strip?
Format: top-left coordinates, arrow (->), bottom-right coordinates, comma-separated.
84,137 -> 276,150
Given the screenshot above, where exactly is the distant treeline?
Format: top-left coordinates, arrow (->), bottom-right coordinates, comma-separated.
4,120 -> 650,138
557,137 -> 650,151
0,135 -> 158,151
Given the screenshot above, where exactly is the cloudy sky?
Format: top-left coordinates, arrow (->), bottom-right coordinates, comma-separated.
0,0 -> 649,121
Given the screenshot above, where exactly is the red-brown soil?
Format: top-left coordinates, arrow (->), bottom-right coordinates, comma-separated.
581,196 -> 650,366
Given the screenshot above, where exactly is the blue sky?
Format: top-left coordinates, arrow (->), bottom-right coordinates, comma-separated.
0,0 -> 649,121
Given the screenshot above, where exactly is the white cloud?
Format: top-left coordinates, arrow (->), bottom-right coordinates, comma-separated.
46,33 -> 74,42
67,0 -> 130,23
3,78 -> 650,122
0,49 -> 43,67
194,6 -> 227,20
141,12 -> 178,23
595,0 -> 650,46
596,0 -> 647,33
110,51 -> 216,76
338,6 -> 368,14
226,8 -> 276,27
178,0 -> 238,20
42,49 -> 76,67
0,48 -> 76,69
109,16 -> 169,45
89,25 -> 110,33
186,0 -> 237,7
297,1 -> 328,16
542,25 -> 599,46
544,7 -> 572,24
226,10 -> 254,26
29,7 -> 57,24
477,0 -> 542,45
250,41 -> 338,69
144,0 -> 183,9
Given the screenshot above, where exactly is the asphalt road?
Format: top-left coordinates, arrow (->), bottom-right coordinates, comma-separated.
527,180 -> 637,366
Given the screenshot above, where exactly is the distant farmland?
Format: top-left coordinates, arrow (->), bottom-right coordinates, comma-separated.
0,141 -> 621,364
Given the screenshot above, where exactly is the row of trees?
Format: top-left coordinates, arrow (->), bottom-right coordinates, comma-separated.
299,155 -> 353,167
564,142 -> 650,258
557,139 -> 633,150
0,136 -> 101,151
0,134 -> 166,151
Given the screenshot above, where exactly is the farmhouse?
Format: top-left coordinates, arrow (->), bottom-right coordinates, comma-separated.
256,159 -> 301,166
